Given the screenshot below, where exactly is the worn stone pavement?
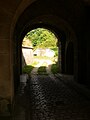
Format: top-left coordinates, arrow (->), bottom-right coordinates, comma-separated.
13,65 -> 90,120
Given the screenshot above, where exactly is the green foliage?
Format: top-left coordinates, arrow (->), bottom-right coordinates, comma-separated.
50,47 -> 58,56
38,66 -> 48,75
25,28 -> 58,49
22,65 -> 34,74
51,62 -> 59,74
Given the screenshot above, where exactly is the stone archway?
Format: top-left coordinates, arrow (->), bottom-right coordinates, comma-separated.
11,1 -> 79,92
13,19 -> 77,92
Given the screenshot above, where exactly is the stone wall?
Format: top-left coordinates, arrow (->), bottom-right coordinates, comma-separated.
22,47 -> 33,67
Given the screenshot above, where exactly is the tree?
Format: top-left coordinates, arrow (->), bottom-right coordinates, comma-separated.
25,28 -> 57,49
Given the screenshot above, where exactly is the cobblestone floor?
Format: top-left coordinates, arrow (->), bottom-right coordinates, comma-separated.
14,73 -> 90,120
13,63 -> 90,120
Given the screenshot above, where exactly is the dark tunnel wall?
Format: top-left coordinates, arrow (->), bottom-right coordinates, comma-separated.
66,42 -> 74,75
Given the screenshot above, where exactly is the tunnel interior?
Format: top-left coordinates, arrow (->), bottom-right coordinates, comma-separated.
13,0 -> 85,93
14,24 -> 77,93
0,0 -> 90,118
10,0 -> 90,119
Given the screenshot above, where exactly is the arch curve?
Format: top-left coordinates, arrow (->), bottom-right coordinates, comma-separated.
11,1 -> 79,92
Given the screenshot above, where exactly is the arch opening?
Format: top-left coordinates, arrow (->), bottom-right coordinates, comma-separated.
21,27 -> 60,75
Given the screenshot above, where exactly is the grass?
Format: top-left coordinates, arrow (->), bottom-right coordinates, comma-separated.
51,62 -> 59,74
32,61 -> 39,66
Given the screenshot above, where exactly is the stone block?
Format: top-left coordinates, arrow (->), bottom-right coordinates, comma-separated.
0,54 -> 12,97
0,39 -> 10,54
0,25 -> 10,39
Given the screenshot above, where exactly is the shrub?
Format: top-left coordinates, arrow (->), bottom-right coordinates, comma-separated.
22,65 -> 34,74
51,62 -> 59,74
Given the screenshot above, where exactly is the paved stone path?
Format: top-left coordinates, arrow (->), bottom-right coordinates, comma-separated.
13,64 -> 90,120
